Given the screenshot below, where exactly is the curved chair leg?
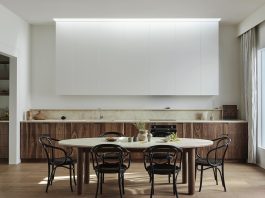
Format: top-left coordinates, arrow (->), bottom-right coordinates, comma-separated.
122,173 -> 125,194
118,173 -> 123,198
213,167 -> 218,185
95,172 -> 100,198
150,173 -> 154,197
221,165 -> 227,192
46,164 -> 51,192
173,173 -> 177,196
69,164 -> 73,192
73,165 -> 77,185
100,173 -> 103,194
199,165 -> 204,192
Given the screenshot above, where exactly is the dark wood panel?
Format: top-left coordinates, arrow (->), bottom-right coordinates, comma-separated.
0,122 -> 9,158
100,123 -> 124,135
20,123 -> 66,159
182,123 -> 193,138
20,122 -> 248,161
224,123 -> 248,160
193,123 -> 224,158
176,123 -> 183,138
124,123 -> 139,137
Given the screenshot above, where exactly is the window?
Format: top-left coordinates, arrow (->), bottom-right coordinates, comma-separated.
258,48 -> 265,148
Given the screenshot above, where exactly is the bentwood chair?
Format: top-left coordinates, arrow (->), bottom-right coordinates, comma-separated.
144,145 -> 183,198
99,131 -> 125,137
195,135 -> 231,192
39,135 -> 76,192
91,144 -> 131,198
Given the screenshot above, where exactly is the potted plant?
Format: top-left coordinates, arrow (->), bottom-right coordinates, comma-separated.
134,122 -> 148,141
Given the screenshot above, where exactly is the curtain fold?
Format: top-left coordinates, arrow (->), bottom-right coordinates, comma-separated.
241,28 -> 257,164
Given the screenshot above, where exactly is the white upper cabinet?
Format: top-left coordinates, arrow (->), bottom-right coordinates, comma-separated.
56,20 -> 219,95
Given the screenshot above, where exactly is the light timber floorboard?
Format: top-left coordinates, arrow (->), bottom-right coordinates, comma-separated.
0,162 -> 265,198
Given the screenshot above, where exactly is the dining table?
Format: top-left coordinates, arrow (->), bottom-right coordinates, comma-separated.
59,137 -> 213,195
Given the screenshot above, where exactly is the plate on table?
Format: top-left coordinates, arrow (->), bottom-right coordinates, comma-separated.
105,137 -> 117,142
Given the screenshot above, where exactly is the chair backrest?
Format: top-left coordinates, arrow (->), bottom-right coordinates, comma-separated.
99,131 -> 124,137
39,135 -> 67,163
90,144 -> 130,170
144,145 -> 182,171
207,135 -> 231,165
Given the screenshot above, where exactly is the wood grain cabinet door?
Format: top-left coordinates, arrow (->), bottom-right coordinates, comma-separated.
20,123 -> 66,159
100,123 -> 124,135
124,123 -> 139,137
223,123 -> 248,161
193,123 -> 224,158
0,122 -> 9,159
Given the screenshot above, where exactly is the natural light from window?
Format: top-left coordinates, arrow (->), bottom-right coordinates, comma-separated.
258,48 -> 265,148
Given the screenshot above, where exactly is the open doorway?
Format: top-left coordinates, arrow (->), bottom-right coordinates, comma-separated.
0,54 -> 9,163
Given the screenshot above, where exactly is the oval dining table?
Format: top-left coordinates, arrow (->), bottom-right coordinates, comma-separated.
59,137 -> 213,195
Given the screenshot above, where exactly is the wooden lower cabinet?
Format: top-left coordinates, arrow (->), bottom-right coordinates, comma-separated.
191,122 -> 248,161
20,122 -> 248,161
224,123 -> 248,160
20,123 -> 66,159
0,122 -> 9,159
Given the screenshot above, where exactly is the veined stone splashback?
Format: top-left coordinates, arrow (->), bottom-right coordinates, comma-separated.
26,109 -> 223,121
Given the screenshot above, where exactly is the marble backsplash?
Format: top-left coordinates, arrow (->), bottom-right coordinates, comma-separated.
26,109 -> 224,121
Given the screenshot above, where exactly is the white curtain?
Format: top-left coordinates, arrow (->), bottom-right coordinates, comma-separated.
241,28 -> 257,164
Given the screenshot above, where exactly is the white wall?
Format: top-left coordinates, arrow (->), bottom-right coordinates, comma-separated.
0,5 -> 31,164
257,21 -> 265,169
31,24 -> 241,112
238,3 -> 265,36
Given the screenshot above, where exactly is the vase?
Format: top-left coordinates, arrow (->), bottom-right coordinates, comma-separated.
137,130 -> 148,141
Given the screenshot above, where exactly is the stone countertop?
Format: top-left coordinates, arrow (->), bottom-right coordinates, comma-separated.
21,119 -> 247,123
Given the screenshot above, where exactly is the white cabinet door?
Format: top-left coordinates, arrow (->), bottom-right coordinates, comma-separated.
174,22 -> 201,95
200,22 -> 219,95
148,22 -> 177,95
55,20 -> 219,95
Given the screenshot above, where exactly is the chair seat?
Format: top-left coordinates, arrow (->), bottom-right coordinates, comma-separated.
146,164 -> 180,175
195,158 -> 222,166
95,163 -> 128,173
50,156 -> 75,166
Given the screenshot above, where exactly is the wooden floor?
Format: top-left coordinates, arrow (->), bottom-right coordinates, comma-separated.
0,162 -> 265,198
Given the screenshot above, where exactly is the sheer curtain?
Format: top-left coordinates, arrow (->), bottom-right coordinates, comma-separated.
241,28 -> 257,164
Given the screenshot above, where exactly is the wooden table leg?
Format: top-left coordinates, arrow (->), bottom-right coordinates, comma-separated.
187,148 -> 195,195
84,149 -> 90,184
77,148 -> 84,195
182,149 -> 188,184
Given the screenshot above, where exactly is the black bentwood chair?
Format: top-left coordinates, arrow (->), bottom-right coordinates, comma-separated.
39,136 -> 76,192
99,131 -> 125,137
195,135 -> 231,192
91,144 -> 131,198
144,145 -> 183,198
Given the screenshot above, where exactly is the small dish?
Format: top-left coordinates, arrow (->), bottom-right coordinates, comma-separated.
105,137 -> 117,142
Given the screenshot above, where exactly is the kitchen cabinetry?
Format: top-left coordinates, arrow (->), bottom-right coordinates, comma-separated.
223,123 -> 248,160
20,121 -> 247,161
0,60 -> 9,96
56,20 -> 219,95
0,122 -> 9,159
20,122 -> 66,159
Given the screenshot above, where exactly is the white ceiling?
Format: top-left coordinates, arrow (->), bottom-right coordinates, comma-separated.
0,0 -> 265,24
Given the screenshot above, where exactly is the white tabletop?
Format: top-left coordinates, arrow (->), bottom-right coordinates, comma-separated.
59,137 -> 213,149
